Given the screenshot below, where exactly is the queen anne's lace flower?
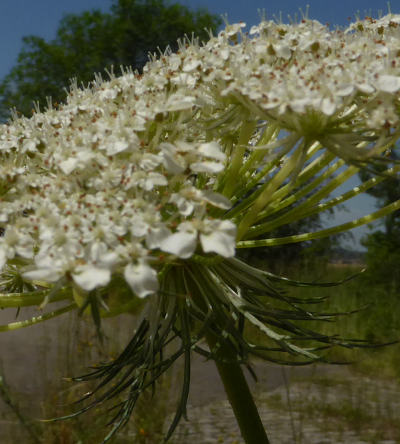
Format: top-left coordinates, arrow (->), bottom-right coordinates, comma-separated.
1,14 -> 400,297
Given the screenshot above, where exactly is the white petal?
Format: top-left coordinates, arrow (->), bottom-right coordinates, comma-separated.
198,142 -> 226,161
291,99 -> 310,113
165,94 -> 195,111
160,143 -> 186,174
336,84 -> 355,97
357,83 -> 375,94
107,140 -> 129,155
183,59 -> 202,72
162,155 -> 185,174
98,88 -> 118,100
100,252 -> 119,267
22,140 -> 37,153
23,268 -> 63,282
77,149 -> 95,164
91,242 -> 119,267
72,265 -> 111,291
225,22 -> 246,37
321,98 -> 336,116
202,191 -> 232,209
190,161 -> 224,173
0,212 -> 8,223
130,216 -> 148,237
274,43 -> 291,60
168,54 -> 181,71
376,75 -> 400,93
39,227 -> 54,241
124,262 -> 158,298
144,172 -> 168,190
249,25 -> 260,35
146,225 -> 171,249
200,220 -> 236,258
59,158 -> 79,175
0,247 -> 6,270
15,243 -> 34,259
90,241 -> 107,262
140,153 -> 162,171
169,194 -> 195,216
220,48 -> 230,60
160,231 -> 197,258
174,140 -> 196,152
171,73 -> 197,88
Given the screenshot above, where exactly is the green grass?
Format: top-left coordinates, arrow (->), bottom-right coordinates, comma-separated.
294,264 -> 400,377
245,262 -> 400,378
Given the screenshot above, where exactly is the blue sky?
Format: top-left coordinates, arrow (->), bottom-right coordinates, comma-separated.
0,0 -> 395,249
1,0 -> 395,81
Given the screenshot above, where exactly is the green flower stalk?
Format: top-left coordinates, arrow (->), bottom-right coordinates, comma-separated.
1,11 -> 400,444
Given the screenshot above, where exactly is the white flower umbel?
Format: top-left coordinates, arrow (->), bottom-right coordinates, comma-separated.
1,14 -> 400,298
1,12 -> 400,444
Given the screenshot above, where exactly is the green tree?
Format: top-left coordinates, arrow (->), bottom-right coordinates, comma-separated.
0,0 -> 221,120
362,230 -> 400,291
359,151 -> 400,236
360,150 -> 400,288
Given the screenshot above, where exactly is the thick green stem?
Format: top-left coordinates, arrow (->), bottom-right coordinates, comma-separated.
206,333 -> 270,444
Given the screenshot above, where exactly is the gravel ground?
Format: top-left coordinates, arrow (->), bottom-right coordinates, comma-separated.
172,370 -> 400,444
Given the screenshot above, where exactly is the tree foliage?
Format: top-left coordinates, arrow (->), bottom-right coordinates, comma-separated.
359,150 -> 400,236
0,0 -> 222,119
362,230 -> 400,291
360,150 -> 400,287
